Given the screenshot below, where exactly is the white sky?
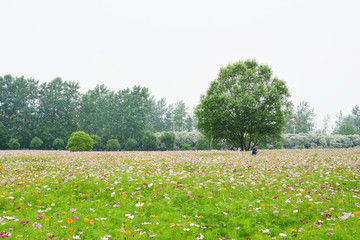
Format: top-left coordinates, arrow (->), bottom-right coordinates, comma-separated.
1,0 -> 359,130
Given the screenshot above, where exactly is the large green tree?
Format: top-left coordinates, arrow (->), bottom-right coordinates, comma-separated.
38,78 -> 80,148
173,101 -> 188,131
79,84 -> 114,139
195,59 -> 291,151
147,98 -> 169,133
0,124 -> 9,149
0,75 -> 39,147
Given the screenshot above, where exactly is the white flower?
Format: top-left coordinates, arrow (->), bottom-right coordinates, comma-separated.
73,235 -> 81,239
293,210 -> 298,213
136,203 -> 144,208
183,228 -> 190,231
90,208 -> 95,212
148,183 -> 153,188
279,233 -> 287,237
196,233 -> 204,239
261,229 -> 270,233
125,214 -> 134,219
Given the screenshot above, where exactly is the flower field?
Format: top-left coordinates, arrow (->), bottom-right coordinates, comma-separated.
0,149 -> 360,239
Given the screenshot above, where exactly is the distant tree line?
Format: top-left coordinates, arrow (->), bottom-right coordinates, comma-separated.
0,75 -> 198,150
285,101 -> 360,136
1,72 -> 359,151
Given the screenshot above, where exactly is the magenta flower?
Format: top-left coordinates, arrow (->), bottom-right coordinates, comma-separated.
0,232 -> 12,237
20,221 -> 29,225
73,216 -> 79,220
300,220 -> 308,224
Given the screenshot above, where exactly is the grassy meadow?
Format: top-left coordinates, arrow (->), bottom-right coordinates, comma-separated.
0,149 -> 360,239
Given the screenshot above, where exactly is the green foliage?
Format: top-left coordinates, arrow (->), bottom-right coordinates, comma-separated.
286,101 -> 315,134
173,101 -> 188,131
8,138 -> 20,150
174,131 -> 202,149
125,138 -> 138,151
352,105 -> 360,133
273,142 -> 283,149
52,138 -> 65,150
0,75 -> 39,147
106,139 -> 120,151
30,137 -> 43,149
337,122 -> 358,135
90,135 -> 103,151
159,132 -> 175,150
0,124 -> 9,150
195,59 -> 291,151
142,131 -> 157,151
38,78 -> 80,149
181,143 -> 191,150
66,131 -> 93,152
196,136 -> 210,150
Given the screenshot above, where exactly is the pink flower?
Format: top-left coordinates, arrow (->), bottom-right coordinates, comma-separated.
150,235 -> 156,237
70,208 -> 76,213
273,211 -> 279,214
0,232 -> 12,237
32,222 -> 42,229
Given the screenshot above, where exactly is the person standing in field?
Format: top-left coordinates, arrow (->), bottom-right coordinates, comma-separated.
251,145 -> 258,156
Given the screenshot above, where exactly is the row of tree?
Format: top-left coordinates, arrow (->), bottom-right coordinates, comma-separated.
0,75 -> 195,150
1,59 -> 359,151
285,101 -> 360,135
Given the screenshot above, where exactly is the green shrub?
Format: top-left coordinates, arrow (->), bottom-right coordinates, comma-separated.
0,124 -> 9,150
53,138 -> 65,150
90,135 -> 103,151
66,131 -> 93,152
196,137 -> 210,150
181,143 -> 191,150
125,138 -> 138,151
142,131 -> 157,151
107,139 -> 120,151
8,138 -> 20,150
30,137 -> 43,149
159,132 -> 175,150
174,131 -> 202,149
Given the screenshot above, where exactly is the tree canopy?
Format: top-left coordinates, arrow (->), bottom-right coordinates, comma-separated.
195,59 -> 291,151
286,101 -> 315,134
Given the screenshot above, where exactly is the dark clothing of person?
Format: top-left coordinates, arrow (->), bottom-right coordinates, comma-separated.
251,147 -> 258,155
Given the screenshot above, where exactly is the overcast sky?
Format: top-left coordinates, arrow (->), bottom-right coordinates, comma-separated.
1,0 -> 359,130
